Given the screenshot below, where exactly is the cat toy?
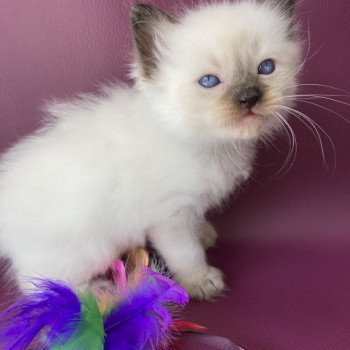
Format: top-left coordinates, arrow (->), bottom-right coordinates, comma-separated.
0,249 -> 205,350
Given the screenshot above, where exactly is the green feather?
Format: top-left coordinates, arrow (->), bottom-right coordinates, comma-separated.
52,292 -> 105,350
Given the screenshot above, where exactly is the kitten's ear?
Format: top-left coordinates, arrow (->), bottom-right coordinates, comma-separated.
257,0 -> 295,17
131,4 -> 176,78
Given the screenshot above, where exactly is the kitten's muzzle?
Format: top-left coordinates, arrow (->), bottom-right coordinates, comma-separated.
236,87 -> 262,109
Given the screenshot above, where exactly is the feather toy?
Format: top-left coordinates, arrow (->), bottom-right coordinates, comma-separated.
0,279 -> 81,350
0,249 -> 202,350
104,268 -> 189,350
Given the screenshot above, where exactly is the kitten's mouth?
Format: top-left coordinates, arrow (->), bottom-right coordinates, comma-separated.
239,110 -> 259,125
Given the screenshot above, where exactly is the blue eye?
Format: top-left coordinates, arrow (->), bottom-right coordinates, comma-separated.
258,59 -> 276,75
199,75 -> 221,88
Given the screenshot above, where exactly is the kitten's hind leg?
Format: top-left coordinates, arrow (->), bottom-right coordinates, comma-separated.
199,221 -> 218,250
149,212 -> 225,300
11,245 -> 113,294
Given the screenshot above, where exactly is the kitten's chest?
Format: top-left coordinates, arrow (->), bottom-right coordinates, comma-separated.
166,143 -> 254,210
195,147 -> 252,206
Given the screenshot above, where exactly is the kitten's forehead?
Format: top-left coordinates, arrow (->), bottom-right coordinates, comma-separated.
163,2 -> 296,78
182,2 -> 291,32
172,2 -> 293,59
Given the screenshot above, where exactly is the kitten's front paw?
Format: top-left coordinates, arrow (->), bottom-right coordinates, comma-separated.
180,266 -> 225,300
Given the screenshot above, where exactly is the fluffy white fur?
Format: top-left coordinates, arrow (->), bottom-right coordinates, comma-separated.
0,0 -> 301,299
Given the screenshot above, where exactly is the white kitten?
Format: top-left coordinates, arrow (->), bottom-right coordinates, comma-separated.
0,0 -> 301,299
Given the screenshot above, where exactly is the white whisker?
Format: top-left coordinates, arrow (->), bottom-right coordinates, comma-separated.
280,83 -> 350,94
290,98 -> 350,124
285,94 -> 350,98
280,106 -> 326,166
279,105 -> 336,170
287,95 -> 350,108
271,112 -> 298,177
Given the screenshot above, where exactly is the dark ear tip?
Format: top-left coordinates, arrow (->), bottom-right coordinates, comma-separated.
131,3 -> 154,20
131,4 -> 164,26
131,3 -> 152,12
131,3 -> 177,26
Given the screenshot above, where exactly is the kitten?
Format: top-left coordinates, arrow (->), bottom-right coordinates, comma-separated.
0,0 -> 301,300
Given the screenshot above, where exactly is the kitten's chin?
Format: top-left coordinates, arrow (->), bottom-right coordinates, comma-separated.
220,112 -> 270,141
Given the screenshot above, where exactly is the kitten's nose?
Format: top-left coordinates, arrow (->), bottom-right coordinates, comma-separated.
237,87 -> 262,109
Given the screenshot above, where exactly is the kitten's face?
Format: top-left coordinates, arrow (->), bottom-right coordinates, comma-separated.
132,1 -> 302,142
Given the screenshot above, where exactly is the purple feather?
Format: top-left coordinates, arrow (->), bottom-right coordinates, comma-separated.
0,279 -> 81,350
104,268 -> 189,350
